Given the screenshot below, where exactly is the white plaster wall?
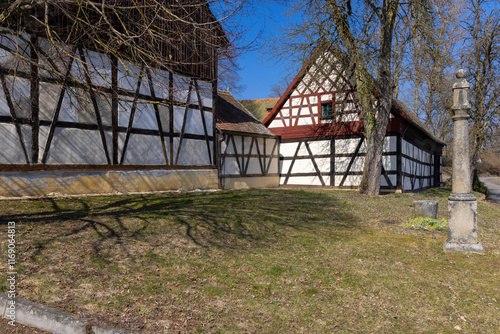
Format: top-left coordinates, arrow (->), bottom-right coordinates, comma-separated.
383,136 -> 397,152
39,82 -> 60,121
223,157 -> 240,175
4,76 -> 31,119
336,138 -> 366,154
247,158 -> 262,175
0,81 -> 9,116
174,138 -> 212,166
268,119 -> 283,128
0,124 -> 30,163
0,35 -> 215,170
198,81 -> 213,108
297,116 -> 314,125
280,142 -> 300,156
281,175 -> 324,186
221,136 -> 279,177
45,128 -> 108,164
341,113 -> 359,122
58,90 -> 79,123
288,158 -> 318,174
85,50 -> 112,87
307,140 -> 330,154
335,175 -> 362,187
118,133 -> 168,165
268,157 -> 279,174
382,155 -> 397,171
404,177 -> 412,191
401,138 -> 437,191
149,68 -> 170,99
335,156 -> 364,173
132,101 -> 158,130
314,158 -> 331,172
380,174 -> 398,187
0,32 -> 30,73
118,61 -> 144,93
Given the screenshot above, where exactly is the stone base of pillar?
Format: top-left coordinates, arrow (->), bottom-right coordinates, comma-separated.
445,193 -> 484,254
443,241 -> 485,254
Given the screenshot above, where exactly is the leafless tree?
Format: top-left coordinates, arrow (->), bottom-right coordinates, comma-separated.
463,0 -> 500,177
267,0 -> 435,195
0,0 -> 247,93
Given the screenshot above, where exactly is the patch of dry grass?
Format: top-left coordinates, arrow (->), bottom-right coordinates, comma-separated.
0,188 -> 499,333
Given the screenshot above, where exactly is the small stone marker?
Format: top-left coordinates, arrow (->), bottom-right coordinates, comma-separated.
444,70 -> 484,254
413,200 -> 438,218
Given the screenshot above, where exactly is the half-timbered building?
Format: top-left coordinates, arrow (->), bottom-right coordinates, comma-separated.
0,1 -> 227,197
216,90 -> 279,190
262,49 -> 445,192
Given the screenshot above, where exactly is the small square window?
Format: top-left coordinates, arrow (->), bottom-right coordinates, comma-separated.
321,102 -> 333,118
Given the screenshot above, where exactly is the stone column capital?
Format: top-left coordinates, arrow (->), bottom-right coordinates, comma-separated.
451,69 -> 471,117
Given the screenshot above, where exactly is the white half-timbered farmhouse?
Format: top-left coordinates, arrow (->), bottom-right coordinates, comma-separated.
0,1 -> 227,197
216,90 -> 279,190
262,48 -> 445,192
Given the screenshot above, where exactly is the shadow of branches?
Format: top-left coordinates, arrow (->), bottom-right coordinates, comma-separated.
0,189 -> 360,259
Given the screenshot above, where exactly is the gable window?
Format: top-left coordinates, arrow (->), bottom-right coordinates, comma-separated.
321,102 -> 334,118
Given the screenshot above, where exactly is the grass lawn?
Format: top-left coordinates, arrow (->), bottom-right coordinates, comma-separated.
1,188 -> 499,333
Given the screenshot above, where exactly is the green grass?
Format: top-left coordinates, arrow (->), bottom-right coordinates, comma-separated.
401,216 -> 448,231
0,188 -> 499,333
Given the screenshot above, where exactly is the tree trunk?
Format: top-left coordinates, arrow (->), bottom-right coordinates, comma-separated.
359,1 -> 398,196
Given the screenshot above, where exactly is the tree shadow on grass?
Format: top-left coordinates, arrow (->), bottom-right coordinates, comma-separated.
0,189 -> 362,258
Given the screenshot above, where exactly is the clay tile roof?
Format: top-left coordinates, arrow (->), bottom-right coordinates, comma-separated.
216,90 -> 276,137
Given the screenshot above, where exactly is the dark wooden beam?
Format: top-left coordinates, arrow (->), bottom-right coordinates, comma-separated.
30,35 -> 39,164
0,73 -> 30,163
120,65 -> 145,165
146,69 -> 169,165
111,55 -> 119,164
41,56 -> 75,164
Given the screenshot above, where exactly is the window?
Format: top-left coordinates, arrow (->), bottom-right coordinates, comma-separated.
321,102 -> 334,118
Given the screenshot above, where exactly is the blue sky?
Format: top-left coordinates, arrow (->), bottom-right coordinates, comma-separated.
229,3 -> 292,100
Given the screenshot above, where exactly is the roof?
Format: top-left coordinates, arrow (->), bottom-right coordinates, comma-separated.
391,99 -> 445,145
261,47 -> 445,146
239,98 -> 280,121
216,90 -> 276,137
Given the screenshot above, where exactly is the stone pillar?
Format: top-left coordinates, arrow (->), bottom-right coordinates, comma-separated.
444,70 -> 484,254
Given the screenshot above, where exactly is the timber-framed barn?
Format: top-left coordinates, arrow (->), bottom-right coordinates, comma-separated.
216,90 -> 279,190
0,1 -> 228,197
262,48 -> 445,192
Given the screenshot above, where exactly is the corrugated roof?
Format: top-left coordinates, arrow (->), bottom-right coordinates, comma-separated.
216,90 -> 276,137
